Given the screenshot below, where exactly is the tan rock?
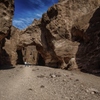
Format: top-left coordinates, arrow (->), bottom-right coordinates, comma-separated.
2,0 -> 100,74
0,0 -> 14,66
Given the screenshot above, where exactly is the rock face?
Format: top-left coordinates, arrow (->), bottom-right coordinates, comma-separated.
76,7 -> 100,73
0,0 -> 14,66
3,26 -> 22,65
30,0 -> 99,70
2,0 -> 100,73
4,26 -> 38,65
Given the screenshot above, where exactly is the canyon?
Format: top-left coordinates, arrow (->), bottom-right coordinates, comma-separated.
0,0 -> 100,100
0,0 -> 100,74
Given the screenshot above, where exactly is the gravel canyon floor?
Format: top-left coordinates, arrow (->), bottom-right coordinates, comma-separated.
0,65 -> 100,100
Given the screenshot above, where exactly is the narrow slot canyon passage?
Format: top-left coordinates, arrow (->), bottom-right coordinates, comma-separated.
37,53 -> 45,66
16,49 -> 24,65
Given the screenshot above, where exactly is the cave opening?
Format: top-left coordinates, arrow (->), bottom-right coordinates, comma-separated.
0,39 -> 11,66
16,49 -> 24,64
37,53 -> 45,66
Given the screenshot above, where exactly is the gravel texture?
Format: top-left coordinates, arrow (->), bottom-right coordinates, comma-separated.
0,65 -> 100,100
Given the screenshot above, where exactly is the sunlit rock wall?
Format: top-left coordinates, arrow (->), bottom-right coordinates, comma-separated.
0,0 -> 14,66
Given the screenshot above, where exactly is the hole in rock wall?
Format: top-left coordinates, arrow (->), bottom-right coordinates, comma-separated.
16,49 -> 24,64
4,1 -> 9,8
0,49 -> 12,68
98,32 -> 100,37
6,30 -> 11,39
37,53 -> 45,66
0,0 -> 9,8
0,39 -> 12,67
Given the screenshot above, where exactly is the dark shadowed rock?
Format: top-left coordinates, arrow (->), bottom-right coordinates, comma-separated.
76,7 -> 100,73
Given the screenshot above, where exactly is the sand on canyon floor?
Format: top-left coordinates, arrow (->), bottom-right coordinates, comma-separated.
0,65 -> 100,100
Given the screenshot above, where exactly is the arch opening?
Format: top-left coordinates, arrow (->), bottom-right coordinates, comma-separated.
37,53 -> 45,66
16,49 -> 24,64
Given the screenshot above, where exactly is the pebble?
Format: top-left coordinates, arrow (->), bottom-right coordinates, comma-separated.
66,75 -> 69,77
69,78 -> 72,80
71,73 -> 74,76
40,85 -> 45,88
81,85 -> 84,87
32,69 -> 36,71
73,85 -> 76,88
65,97 -> 70,100
56,74 -> 61,77
28,88 -> 33,91
63,79 -> 66,82
20,66 -> 23,68
91,91 -> 95,94
50,74 -> 56,78
37,75 -> 45,78
75,79 -> 79,81
86,88 -> 99,94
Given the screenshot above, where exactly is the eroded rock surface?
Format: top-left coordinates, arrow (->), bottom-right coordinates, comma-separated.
2,0 -> 100,74
19,0 -> 100,72
0,0 -> 14,66
4,26 -> 38,65
76,7 -> 100,73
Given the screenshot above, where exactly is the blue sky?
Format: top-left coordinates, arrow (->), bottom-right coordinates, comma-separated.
13,0 -> 58,30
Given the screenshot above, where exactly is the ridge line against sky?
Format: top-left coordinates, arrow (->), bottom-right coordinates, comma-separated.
13,0 -> 58,30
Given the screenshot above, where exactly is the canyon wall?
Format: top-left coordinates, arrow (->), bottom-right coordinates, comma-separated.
1,0 -> 100,73
0,0 -> 14,66
20,0 -> 100,72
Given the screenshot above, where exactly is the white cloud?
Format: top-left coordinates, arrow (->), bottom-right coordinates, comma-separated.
13,10 -> 43,29
36,13 -> 42,17
13,0 -> 59,29
13,17 -> 34,29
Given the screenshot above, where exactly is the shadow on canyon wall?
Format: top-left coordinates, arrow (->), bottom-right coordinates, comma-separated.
76,7 -> 100,76
0,40 -> 13,70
